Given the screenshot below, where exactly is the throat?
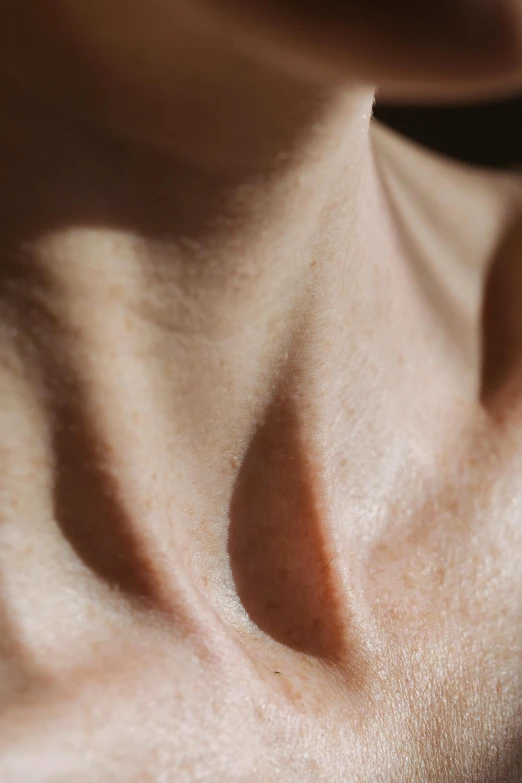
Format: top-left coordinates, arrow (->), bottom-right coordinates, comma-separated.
0,67 -> 376,658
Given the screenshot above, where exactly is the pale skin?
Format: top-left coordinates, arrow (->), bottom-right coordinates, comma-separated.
0,2 -> 522,781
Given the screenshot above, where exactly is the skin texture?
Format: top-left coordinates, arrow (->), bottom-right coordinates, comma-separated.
0,2 -> 521,781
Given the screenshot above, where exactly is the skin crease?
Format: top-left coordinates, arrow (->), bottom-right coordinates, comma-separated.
0,2 -> 521,782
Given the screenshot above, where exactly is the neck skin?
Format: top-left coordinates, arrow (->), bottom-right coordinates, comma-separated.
0,4 -> 462,661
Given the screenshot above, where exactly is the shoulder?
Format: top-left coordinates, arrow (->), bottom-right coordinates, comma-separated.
370,121 -> 522,385
371,119 -> 522,276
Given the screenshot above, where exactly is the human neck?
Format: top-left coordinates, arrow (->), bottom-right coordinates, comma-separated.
0,9 -> 379,649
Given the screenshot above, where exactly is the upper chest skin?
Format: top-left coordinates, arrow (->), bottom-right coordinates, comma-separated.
0,126 -> 521,782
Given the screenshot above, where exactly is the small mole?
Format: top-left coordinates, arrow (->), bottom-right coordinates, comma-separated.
274,671 -> 281,675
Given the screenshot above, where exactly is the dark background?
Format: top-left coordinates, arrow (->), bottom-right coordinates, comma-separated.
374,95 -> 522,169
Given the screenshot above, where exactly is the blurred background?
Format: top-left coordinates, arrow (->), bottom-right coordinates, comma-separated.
374,94 -> 522,169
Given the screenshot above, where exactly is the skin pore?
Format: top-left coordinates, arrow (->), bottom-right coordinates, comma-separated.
0,2 -> 521,781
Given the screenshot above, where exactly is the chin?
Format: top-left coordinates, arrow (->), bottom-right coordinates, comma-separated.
200,0 -> 522,101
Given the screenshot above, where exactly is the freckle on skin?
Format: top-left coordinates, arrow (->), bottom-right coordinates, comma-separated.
108,285 -> 123,299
